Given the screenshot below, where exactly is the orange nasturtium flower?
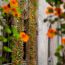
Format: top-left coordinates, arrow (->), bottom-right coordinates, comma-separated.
19,32 -> 29,42
13,12 -> 21,17
11,8 -> 17,12
2,4 -> 10,13
10,0 -> 18,7
54,8 -> 62,16
47,28 -> 57,38
11,8 -> 21,17
61,37 -> 65,45
45,6 -> 54,14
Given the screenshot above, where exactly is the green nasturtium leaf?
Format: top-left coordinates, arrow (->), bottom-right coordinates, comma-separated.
1,13 -> 5,17
0,8 -> 3,11
46,0 -> 50,2
55,45 -> 63,60
3,46 -> 12,52
46,0 -> 62,5
61,24 -> 65,29
56,45 -> 63,52
12,26 -> 19,39
3,38 -> 7,42
46,0 -> 55,3
4,0 -> 9,2
20,9 -> 23,13
57,62 -> 62,65
16,7 -> 21,14
13,33 -> 19,39
4,26 -> 11,34
0,36 -> 7,42
62,31 -> 65,34
55,51 -> 60,57
0,56 -> 6,61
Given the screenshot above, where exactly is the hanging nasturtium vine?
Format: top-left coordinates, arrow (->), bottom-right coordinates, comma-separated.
44,0 -> 65,65
0,0 -> 29,64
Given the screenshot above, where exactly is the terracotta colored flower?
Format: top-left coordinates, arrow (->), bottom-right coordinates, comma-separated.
11,8 -> 17,12
47,28 -> 57,38
54,8 -> 62,16
10,0 -> 18,7
45,6 -> 54,14
61,37 -> 65,44
2,4 -> 10,13
12,12 -> 21,17
19,32 -> 29,42
11,8 -> 20,17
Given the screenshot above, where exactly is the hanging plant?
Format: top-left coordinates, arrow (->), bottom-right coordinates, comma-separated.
44,0 -> 65,65
0,0 -> 29,64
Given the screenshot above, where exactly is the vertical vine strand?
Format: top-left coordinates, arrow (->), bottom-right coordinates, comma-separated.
27,0 -> 37,65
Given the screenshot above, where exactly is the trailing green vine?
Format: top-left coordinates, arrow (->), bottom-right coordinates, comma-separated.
44,0 -> 65,65
0,0 -> 29,65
